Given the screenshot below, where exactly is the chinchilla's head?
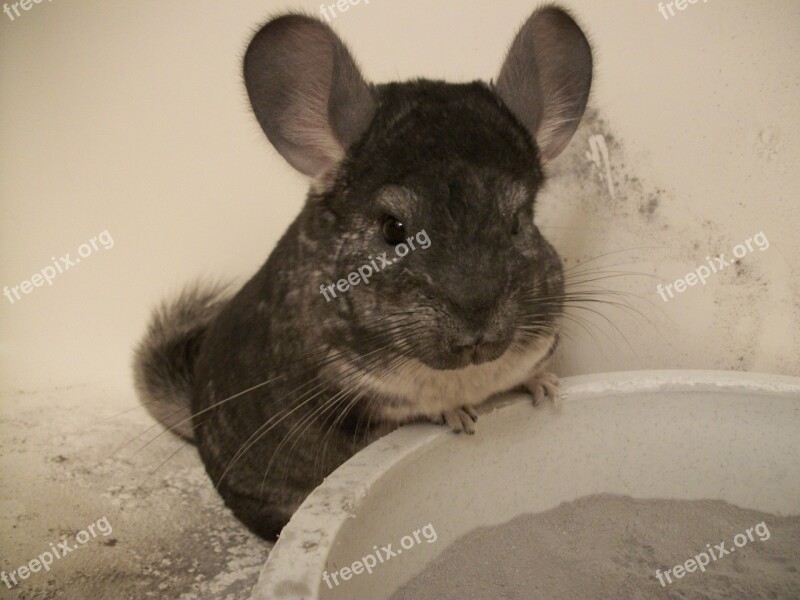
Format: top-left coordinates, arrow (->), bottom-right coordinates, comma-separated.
244,7 -> 592,370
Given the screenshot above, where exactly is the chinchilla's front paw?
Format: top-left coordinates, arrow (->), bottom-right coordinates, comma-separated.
524,371 -> 561,409
430,406 -> 478,434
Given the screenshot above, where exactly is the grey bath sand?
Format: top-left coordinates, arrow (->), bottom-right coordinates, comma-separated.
391,495 -> 800,600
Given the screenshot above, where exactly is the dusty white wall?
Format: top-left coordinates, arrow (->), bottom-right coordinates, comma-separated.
1,0 -> 798,395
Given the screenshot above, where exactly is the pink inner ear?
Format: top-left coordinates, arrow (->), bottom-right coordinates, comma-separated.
535,86 -> 590,163
269,22 -> 343,177
280,87 -> 345,177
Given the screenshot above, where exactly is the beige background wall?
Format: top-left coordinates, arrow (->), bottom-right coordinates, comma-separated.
2,0 -> 798,394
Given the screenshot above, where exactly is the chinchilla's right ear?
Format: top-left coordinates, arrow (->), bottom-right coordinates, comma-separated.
495,6 -> 593,164
243,14 -> 376,178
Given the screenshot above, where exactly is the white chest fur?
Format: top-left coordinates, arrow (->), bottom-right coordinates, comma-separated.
348,334 -> 556,421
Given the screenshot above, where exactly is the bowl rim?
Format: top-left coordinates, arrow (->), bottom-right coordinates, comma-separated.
250,369 -> 800,600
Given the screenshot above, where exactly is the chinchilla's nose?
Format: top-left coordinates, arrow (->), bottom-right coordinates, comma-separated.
451,330 -> 500,350
449,326 -> 510,365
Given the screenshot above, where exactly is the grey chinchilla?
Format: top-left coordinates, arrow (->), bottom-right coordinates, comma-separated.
133,5 -> 592,540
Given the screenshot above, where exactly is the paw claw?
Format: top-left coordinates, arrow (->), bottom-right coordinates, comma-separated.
433,406 -> 478,434
525,372 -> 562,409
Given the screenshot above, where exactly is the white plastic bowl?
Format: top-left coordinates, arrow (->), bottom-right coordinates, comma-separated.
250,370 -> 800,599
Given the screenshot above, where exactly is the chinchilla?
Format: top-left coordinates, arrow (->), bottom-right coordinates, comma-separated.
133,5 -> 592,540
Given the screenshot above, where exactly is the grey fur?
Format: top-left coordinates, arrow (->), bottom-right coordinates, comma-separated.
133,6 -> 593,540
133,282 -> 232,441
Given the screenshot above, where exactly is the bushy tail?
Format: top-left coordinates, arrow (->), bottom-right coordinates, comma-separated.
133,282 -> 232,441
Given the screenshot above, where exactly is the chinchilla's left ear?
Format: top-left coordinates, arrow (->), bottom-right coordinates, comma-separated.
495,6 -> 593,163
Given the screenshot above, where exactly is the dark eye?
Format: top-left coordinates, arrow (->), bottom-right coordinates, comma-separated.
511,212 -> 521,235
382,215 -> 406,245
